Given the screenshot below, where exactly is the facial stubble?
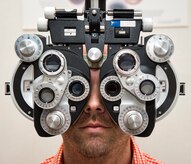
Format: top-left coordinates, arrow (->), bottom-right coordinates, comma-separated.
64,127 -> 113,158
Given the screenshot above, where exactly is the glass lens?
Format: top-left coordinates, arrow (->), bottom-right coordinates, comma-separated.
140,80 -> 155,95
105,80 -> 121,97
118,53 -> 136,72
69,81 -> 85,97
43,54 -> 61,72
39,87 -> 55,103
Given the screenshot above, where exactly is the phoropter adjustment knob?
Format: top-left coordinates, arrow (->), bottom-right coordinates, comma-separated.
154,39 -> 170,57
124,111 -> 143,130
146,34 -> 174,63
46,111 -> 65,130
87,47 -> 103,63
19,40 -> 35,57
15,34 -> 43,62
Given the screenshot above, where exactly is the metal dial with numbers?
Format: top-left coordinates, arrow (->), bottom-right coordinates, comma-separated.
118,106 -> 149,135
40,108 -> 71,135
146,34 -> 174,63
15,34 -> 43,62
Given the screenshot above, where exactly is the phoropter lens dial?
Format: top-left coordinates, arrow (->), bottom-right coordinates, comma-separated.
113,49 -> 140,76
134,74 -> 160,101
34,83 -> 60,109
105,81 -> 121,97
140,80 -> 155,95
65,76 -> 90,101
39,87 -> 55,103
100,76 -> 124,101
118,53 -> 136,72
39,50 -> 65,76
69,81 -> 85,97
43,55 -> 61,72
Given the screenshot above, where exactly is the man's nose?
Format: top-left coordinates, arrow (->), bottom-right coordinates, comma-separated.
84,89 -> 105,113
84,69 -> 105,114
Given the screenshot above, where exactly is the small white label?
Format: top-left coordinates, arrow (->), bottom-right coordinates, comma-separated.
71,106 -> 77,112
64,28 -> 76,36
113,106 -> 120,112
118,31 -> 126,35
120,21 -> 136,27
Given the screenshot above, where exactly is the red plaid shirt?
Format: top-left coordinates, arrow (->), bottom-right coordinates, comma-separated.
41,137 -> 164,164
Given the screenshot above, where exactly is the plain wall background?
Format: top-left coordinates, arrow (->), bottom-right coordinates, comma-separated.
0,0 -> 191,163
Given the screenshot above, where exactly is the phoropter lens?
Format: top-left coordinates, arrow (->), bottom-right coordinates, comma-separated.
118,53 -> 136,72
105,81 -> 121,97
39,87 -> 55,103
140,80 -> 155,95
43,54 -> 61,72
69,81 -> 85,97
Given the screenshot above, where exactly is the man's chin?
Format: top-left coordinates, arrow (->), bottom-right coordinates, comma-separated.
78,136 -> 110,158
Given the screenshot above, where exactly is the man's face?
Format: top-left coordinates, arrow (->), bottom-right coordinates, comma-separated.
62,69 -> 130,158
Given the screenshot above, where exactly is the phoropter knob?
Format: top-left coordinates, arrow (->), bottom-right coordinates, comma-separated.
124,111 -> 143,130
15,34 -> 43,62
146,34 -> 174,63
118,106 -> 149,135
46,111 -> 65,130
40,108 -> 71,135
19,40 -> 35,57
87,47 -> 103,63
154,38 -> 171,57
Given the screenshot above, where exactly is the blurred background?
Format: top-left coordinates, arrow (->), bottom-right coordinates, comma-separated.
0,0 -> 191,163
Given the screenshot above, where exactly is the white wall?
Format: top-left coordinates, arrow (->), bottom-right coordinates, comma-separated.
0,0 -> 191,163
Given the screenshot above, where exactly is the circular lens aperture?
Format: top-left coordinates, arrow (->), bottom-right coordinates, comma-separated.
100,76 -> 124,101
39,50 -> 65,76
140,80 -> 155,96
113,49 -> 140,76
39,87 -> 55,103
69,81 -> 85,97
134,74 -> 160,101
105,80 -> 121,97
43,54 -> 61,72
118,53 -> 136,72
65,76 -> 90,102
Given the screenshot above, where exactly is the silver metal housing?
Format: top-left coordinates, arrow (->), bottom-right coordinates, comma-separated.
33,50 -> 69,109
